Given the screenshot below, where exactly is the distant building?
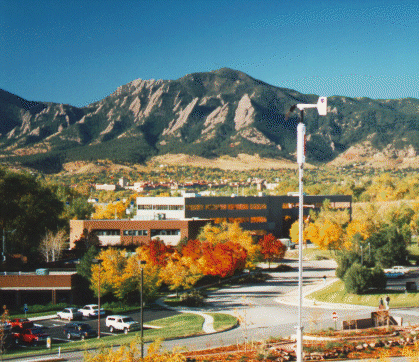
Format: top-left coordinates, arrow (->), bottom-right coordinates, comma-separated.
95,183 -> 117,191
118,177 -> 129,188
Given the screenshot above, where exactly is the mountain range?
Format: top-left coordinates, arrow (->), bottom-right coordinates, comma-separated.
1,68 -> 419,173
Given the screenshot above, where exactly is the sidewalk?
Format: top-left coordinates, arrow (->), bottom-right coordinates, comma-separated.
276,277 -> 376,311
155,296 -> 217,333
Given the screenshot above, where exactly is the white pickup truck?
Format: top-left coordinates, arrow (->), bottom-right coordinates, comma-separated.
105,315 -> 141,334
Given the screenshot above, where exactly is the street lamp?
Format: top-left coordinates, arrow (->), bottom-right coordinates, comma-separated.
138,260 -> 146,359
286,96 -> 327,362
92,258 -> 103,338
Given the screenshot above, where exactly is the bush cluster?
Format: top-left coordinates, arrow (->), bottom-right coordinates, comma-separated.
179,290 -> 206,307
343,263 -> 386,294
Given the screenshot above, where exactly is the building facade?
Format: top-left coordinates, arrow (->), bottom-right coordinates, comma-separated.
69,218 -> 211,249
134,194 -> 352,238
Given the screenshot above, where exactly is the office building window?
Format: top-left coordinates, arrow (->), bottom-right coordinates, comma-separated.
206,204 -> 227,210
250,203 -> 267,210
95,229 -> 120,236
186,204 -> 204,211
228,204 -> 248,210
250,217 -> 267,223
138,205 -> 153,210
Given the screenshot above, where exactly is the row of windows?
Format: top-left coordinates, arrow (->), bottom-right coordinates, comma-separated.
186,203 -> 268,211
150,229 -> 180,237
138,205 -> 184,210
122,230 -> 148,236
213,217 -> 268,224
96,229 -> 180,236
95,230 -> 120,236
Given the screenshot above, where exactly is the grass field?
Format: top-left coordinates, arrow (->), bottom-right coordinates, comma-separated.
307,279 -> 419,308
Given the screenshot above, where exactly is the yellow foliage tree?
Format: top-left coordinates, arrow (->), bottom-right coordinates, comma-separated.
92,201 -> 127,219
90,248 -> 127,298
83,338 -> 186,361
159,255 -> 202,296
90,247 -> 161,302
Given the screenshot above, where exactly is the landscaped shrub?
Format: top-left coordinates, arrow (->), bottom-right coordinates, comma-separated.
343,263 -> 372,294
180,290 -> 205,307
336,251 -> 361,279
370,266 -> 387,290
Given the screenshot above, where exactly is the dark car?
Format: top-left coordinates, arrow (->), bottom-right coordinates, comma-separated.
63,322 -> 97,340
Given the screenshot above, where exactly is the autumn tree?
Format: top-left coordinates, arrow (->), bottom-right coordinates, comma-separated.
159,253 -> 202,296
199,241 -> 247,278
91,200 -> 127,220
39,229 -> 67,262
83,338 -> 186,362
298,200 -> 350,251
90,248 -> 127,299
198,222 -> 260,268
0,305 -> 9,357
119,251 -> 161,303
258,234 -> 285,269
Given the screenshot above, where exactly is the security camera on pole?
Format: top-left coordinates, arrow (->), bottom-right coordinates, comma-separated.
286,96 -> 327,362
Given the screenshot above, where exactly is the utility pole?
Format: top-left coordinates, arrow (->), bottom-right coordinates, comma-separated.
286,97 -> 328,362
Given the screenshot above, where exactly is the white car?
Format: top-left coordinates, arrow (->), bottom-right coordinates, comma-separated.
384,266 -> 410,275
57,308 -> 83,321
105,315 -> 141,334
78,304 -> 106,318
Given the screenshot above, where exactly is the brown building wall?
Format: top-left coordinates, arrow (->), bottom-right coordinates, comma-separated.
0,274 -> 76,289
69,219 -> 211,248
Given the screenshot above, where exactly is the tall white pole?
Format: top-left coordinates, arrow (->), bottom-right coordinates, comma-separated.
296,118 -> 305,362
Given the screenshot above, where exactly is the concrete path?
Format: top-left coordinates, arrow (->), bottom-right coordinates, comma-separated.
155,295 -> 217,333
276,276 -> 376,311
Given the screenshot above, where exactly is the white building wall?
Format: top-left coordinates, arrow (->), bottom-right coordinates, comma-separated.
135,197 -> 186,220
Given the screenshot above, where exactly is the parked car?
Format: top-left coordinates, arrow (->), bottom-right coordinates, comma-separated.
78,304 -> 106,318
13,328 -> 49,345
57,308 -> 83,321
63,322 -> 97,340
384,266 -> 410,275
105,315 -> 141,334
7,318 -> 34,329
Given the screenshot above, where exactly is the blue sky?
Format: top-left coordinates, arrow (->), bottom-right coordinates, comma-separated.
1,0 -> 418,107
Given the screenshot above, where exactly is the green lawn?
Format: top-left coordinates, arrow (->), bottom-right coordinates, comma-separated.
2,313 -> 204,360
208,313 -> 238,331
307,279 -> 419,308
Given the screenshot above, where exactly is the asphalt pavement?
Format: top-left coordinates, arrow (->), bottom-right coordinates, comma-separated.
7,258 -> 419,361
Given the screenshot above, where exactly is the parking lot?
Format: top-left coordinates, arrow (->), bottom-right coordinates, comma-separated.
21,305 -> 179,345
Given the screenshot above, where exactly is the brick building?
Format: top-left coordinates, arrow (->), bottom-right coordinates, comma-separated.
69,218 -> 211,249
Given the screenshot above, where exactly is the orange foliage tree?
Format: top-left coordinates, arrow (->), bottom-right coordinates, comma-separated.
199,241 -> 247,278
258,234 -> 286,269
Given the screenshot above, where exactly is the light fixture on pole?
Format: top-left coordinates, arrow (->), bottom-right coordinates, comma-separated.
138,260 -> 147,359
286,96 -> 327,362
92,258 -> 103,338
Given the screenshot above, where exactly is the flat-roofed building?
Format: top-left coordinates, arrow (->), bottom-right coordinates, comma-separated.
69,218 -> 211,249
134,194 -> 352,238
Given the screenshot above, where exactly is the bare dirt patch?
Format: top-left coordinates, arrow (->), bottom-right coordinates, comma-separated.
150,153 -> 315,171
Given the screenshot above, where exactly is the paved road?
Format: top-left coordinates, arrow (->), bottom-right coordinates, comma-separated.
9,258 -> 419,361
